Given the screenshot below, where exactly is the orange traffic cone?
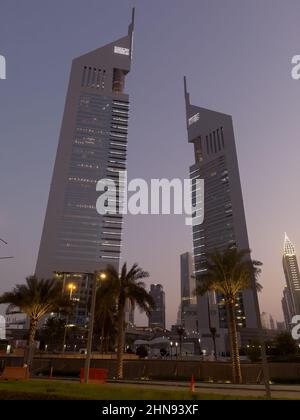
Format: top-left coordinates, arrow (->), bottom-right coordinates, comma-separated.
191,375 -> 196,393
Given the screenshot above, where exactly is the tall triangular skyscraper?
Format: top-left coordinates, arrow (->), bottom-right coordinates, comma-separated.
36,10 -> 135,325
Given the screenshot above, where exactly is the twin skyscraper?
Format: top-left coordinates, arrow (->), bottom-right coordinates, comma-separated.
36,10 -> 134,325
35,9 -> 260,351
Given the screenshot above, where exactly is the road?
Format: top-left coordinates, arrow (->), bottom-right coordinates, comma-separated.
109,379 -> 300,399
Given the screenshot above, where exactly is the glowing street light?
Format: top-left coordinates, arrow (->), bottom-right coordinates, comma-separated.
67,283 -> 77,300
175,342 -> 179,359
62,283 -> 77,352
100,273 -> 107,281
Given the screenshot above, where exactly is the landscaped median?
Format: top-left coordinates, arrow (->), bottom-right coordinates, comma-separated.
0,380 -> 282,400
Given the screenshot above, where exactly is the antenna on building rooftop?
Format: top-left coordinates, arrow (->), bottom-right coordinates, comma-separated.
128,7 -> 135,36
184,76 -> 190,107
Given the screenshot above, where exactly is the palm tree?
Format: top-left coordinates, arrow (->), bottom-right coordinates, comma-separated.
40,317 -> 66,351
102,263 -> 155,379
206,295 -> 218,360
0,276 -> 69,365
195,247 -> 262,384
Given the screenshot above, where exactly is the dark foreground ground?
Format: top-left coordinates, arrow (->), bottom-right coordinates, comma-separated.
0,380 -> 299,400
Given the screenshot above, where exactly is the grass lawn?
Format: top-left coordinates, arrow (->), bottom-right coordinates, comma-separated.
0,380 -> 272,400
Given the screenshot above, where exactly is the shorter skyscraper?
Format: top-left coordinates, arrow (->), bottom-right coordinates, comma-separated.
282,234 -> 300,329
148,284 -> 166,330
180,252 -> 198,334
184,78 -> 258,355
282,286 -> 295,330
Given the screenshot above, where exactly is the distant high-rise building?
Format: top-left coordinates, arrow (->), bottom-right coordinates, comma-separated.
282,286 -> 295,330
184,78 -> 258,354
148,284 -> 166,330
5,305 -> 29,331
270,316 -> 276,331
276,321 -> 286,332
180,252 -> 198,333
180,252 -> 196,308
261,312 -> 276,330
125,300 -> 135,326
282,234 -> 300,329
35,11 -> 135,325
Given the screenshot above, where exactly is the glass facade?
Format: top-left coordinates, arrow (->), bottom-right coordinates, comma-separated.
36,12 -> 134,326
190,148 -> 246,329
184,77 -> 257,352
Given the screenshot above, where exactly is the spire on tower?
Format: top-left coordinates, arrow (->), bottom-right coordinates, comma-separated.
184,76 -> 190,108
284,233 -> 296,256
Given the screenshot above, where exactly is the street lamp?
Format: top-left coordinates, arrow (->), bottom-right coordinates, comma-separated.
170,341 -> 173,360
62,283 -> 77,353
175,342 -> 179,359
83,271 -> 107,384
67,283 -> 77,300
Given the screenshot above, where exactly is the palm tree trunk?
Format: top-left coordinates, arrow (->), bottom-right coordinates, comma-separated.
116,303 -> 125,379
100,322 -> 105,354
227,302 -> 242,384
210,328 -> 217,360
105,335 -> 109,353
28,318 -> 37,346
25,318 -> 38,368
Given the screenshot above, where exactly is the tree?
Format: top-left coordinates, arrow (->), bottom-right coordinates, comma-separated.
275,332 -> 298,356
40,317 -> 66,351
101,263 -> 155,379
0,276 -> 70,365
160,348 -> 167,358
195,247 -> 262,384
246,341 -> 262,363
136,345 -> 148,359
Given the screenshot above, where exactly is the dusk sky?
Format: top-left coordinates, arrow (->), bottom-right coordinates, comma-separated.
1,0 -> 300,327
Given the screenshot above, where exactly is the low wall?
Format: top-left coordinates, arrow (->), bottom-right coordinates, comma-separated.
1,356 -> 300,383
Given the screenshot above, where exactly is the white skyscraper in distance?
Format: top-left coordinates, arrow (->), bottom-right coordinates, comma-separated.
282,233 -> 300,329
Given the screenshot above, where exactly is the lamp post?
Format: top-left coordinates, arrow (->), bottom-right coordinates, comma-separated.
68,283 -> 77,300
175,342 -> 179,359
62,283 -> 77,353
251,283 -> 272,398
170,341 -> 173,360
83,271 -> 107,384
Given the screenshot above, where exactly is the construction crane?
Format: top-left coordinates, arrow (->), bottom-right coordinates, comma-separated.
0,237 -> 13,260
